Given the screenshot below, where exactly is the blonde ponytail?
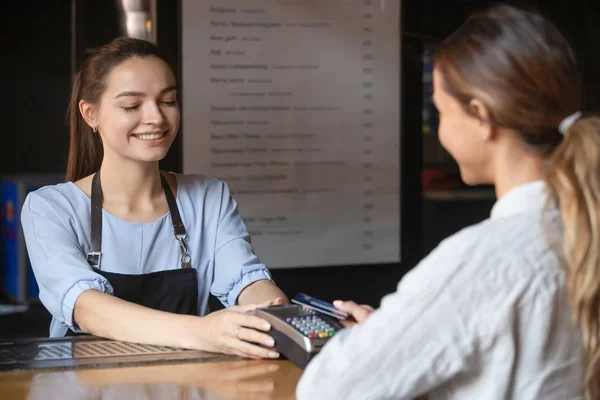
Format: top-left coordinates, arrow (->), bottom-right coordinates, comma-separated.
434,4 -> 599,394
545,115 -> 600,399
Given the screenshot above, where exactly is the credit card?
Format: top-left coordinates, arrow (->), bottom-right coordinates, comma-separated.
291,293 -> 350,320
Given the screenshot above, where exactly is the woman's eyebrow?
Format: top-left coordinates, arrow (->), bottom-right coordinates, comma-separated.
114,86 -> 177,99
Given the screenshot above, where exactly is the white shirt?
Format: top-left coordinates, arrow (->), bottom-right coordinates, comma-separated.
296,181 -> 583,400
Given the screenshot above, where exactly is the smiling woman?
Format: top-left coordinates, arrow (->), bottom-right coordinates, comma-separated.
76,56 -> 179,169
66,42 -> 181,181
20,38 -> 288,359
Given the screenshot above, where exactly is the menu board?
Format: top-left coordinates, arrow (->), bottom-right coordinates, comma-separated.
181,0 -> 400,268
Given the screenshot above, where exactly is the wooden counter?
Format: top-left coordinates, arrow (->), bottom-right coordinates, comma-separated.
0,359 -> 303,399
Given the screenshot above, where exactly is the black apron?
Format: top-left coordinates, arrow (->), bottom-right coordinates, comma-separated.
67,172 -> 199,336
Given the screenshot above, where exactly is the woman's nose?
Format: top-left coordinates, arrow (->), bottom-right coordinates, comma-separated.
143,102 -> 165,125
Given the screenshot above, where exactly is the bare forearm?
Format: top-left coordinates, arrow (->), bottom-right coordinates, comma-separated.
237,280 -> 288,306
73,290 -> 196,349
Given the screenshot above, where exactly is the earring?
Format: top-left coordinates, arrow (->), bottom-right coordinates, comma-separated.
93,126 -> 98,133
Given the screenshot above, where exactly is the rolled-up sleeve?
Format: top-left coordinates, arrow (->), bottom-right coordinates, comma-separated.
21,192 -> 113,334
210,182 -> 273,307
296,238 -> 478,400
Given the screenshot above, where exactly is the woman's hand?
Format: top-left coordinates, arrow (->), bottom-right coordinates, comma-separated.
333,300 -> 375,328
185,298 -> 286,359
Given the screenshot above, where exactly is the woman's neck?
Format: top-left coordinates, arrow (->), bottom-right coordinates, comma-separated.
99,155 -> 164,211
493,143 -> 545,199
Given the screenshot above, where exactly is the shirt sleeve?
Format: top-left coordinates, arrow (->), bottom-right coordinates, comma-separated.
296,237 -> 479,400
21,191 -> 114,334
210,181 -> 273,307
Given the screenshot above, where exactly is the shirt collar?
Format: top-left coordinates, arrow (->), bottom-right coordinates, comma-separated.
490,180 -> 548,220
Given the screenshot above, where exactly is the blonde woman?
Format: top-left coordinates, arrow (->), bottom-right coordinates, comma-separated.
298,5 -> 599,400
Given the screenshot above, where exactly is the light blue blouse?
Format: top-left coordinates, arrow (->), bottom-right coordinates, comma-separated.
21,174 -> 273,337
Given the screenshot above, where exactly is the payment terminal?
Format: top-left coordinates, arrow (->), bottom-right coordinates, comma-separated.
250,302 -> 345,369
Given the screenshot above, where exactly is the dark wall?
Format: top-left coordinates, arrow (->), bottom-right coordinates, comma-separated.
419,0 -> 600,109
0,1 -> 72,175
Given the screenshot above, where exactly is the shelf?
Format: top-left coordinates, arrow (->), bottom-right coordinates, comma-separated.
0,304 -> 29,316
424,189 -> 496,201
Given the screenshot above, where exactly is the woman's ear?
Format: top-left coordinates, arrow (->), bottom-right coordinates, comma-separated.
79,100 -> 98,131
468,98 -> 494,142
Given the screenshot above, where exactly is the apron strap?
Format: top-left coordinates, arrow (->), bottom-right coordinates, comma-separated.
86,172 -> 103,268
86,171 -> 192,269
160,173 -> 185,237
160,173 -> 192,268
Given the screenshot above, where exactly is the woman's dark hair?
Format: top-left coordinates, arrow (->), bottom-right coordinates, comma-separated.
435,5 -> 600,398
66,37 -> 172,182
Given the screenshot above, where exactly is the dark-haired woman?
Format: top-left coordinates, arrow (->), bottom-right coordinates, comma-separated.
21,37 -> 287,360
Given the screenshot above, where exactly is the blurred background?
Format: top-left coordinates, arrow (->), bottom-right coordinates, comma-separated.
0,0 -> 598,339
